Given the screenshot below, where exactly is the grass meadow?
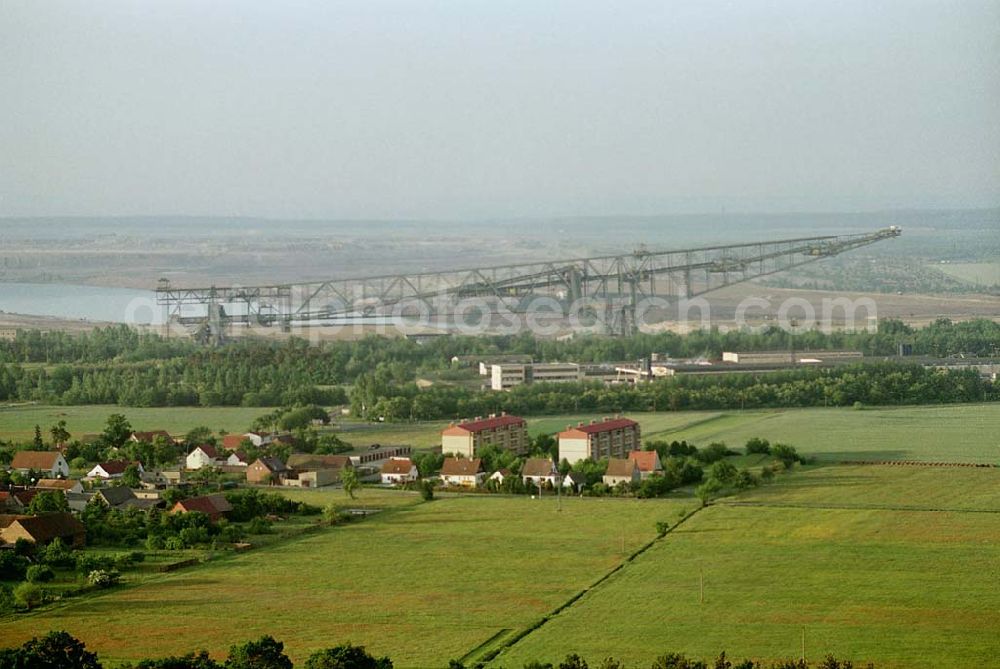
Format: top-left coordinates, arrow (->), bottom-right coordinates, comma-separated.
4,403 -> 997,464
0,404 -> 266,441
493,466 -> 1000,669
0,494 -> 690,667
934,260 -> 1000,286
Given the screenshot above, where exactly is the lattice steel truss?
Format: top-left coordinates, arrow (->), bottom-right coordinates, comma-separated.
156,227 -> 901,336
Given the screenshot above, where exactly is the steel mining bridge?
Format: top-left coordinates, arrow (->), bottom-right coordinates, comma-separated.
156,226 -> 901,337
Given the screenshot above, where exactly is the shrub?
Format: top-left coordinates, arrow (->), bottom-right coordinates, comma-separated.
655,521 -> 670,537
75,553 -> 116,574
709,460 -> 738,485
697,442 -> 732,464
0,550 -> 29,580
304,643 -> 393,669
559,654 -> 589,669
25,564 -> 55,583
734,469 -> 760,490
248,517 -> 273,535
0,584 -> 14,614
40,537 -> 76,568
165,536 -> 186,551
771,443 -> 801,468
744,437 -> 771,455
13,582 -> 44,610
87,569 -> 121,588
696,478 -> 723,506
419,480 -> 435,501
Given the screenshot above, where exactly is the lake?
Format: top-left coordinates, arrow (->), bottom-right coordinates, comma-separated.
0,282 -> 165,324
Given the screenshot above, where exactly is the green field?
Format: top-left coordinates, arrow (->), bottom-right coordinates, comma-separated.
344,403 -> 1000,463
733,464 -> 1000,511
493,466 -> 1000,669
5,403 -> 997,464
0,494 -> 690,667
0,404 -> 267,441
648,404 -> 1000,464
934,260 -> 1000,286
524,404 -> 998,464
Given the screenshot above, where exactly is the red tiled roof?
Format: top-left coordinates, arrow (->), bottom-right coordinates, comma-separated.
172,494 -> 232,516
252,457 -> 287,473
286,454 -> 352,470
381,458 -> 415,475
569,418 -> 639,435
628,450 -> 661,472
35,479 -> 79,491
190,444 -> 220,459
131,430 -> 171,442
11,451 -> 61,470
521,458 -> 556,477
12,489 -> 40,506
0,513 -> 85,543
605,458 -> 638,477
440,458 -> 483,476
94,460 -> 136,476
453,415 -> 525,433
221,434 -> 248,450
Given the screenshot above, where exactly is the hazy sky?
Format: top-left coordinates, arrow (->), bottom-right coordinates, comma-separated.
2,1 -> 998,219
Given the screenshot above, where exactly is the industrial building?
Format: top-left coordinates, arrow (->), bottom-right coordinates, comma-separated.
558,417 -> 641,465
441,414 -> 529,458
490,362 -> 581,390
721,350 -> 863,364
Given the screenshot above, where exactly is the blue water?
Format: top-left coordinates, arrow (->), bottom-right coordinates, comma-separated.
0,283 -> 164,324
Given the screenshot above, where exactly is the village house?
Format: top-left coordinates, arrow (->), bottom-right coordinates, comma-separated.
0,513 -> 86,547
286,454 -> 353,471
521,458 -> 559,488
246,457 -> 289,485
558,417 -> 641,465
65,492 -> 94,512
628,450 -> 664,480
186,445 -> 222,470
380,458 -> 418,485
439,457 -> 485,488
10,451 -> 70,478
35,478 -> 84,495
488,468 -> 511,487
5,489 -> 39,511
130,430 -> 171,444
244,432 -> 273,447
280,454 -> 352,488
87,460 -> 144,480
603,458 -> 640,488
221,434 -> 251,451
171,494 -> 233,521
224,450 -> 251,467
562,471 -> 587,493
93,486 -> 138,508
441,414 -> 528,458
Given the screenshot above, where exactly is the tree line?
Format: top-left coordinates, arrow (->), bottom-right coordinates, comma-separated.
3,318 -> 998,365
0,631 -> 873,669
0,319 -> 996,409
352,362 -> 989,422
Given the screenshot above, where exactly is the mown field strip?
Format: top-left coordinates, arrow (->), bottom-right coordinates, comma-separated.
493,473 -> 1000,669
